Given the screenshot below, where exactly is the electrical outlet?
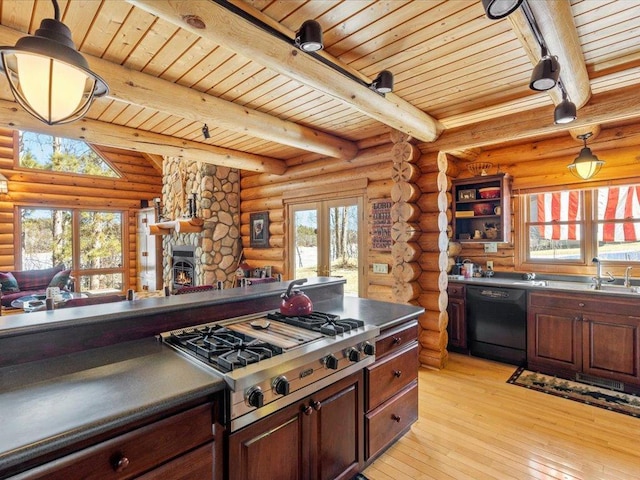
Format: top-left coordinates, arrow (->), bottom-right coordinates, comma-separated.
484,242 -> 498,253
372,263 -> 388,274
486,260 -> 494,270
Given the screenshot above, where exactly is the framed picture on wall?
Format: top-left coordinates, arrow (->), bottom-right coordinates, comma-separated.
250,212 -> 269,248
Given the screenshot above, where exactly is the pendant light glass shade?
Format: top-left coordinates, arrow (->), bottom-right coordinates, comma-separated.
568,134 -> 604,180
482,0 -> 523,19
530,47 -> 560,91
0,9 -> 108,126
295,20 -> 323,52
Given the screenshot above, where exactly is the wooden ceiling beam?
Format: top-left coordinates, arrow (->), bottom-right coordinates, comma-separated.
128,0 -> 444,143
0,25 -> 356,162
423,84 -> 640,154
508,0 -> 590,109
0,99 -> 286,174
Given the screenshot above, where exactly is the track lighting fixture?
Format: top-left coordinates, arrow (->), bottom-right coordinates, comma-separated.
0,0 -> 108,125
295,20 -> 323,52
202,124 -> 211,139
529,46 -> 560,91
369,70 -> 394,95
568,133 -> 604,180
554,84 -> 577,125
481,0 -> 524,20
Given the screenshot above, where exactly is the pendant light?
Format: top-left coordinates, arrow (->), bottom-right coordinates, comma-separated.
0,0 -> 108,125
568,133 -> 604,180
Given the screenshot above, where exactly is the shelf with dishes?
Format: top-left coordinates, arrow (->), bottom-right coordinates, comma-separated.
451,173 -> 511,243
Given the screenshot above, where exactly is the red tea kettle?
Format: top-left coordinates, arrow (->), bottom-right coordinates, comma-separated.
280,278 -> 313,316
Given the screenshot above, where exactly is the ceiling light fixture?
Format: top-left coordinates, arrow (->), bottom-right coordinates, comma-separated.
481,0 -> 524,20
0,0 -> 108,125
294,20 -> 323,52
568,133 -> 604,180
369,70 -> 394,95
529,46 -> 560,91
554,81 -> 577,124
202,124 -> 210,139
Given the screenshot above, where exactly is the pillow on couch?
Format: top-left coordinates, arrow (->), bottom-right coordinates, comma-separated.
0,272 -> 20,293
48,269 -> 72,290
13,264 -> 64,291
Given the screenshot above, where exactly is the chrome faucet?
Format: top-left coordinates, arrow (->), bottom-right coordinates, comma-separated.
592,257 -> 615,290
625,266 -> 634,288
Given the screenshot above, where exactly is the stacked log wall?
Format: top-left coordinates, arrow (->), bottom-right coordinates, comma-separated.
0,128 -> 162,290
240,143 -> 394,298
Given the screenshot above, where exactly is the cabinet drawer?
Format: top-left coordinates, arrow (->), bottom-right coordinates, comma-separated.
366,381 -> 418,460
17,403 -> 214,480
375,321 -> 418,359
136,442 -> 214,480
447,283 -> 465,298
529,291 -> 637,316
367,342 -> 418,410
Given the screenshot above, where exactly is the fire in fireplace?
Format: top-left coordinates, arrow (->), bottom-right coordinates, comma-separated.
172,245 -> 196,290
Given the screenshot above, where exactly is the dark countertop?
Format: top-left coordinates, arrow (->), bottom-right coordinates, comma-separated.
0,338 -> 226,476
0,283 -> 424,476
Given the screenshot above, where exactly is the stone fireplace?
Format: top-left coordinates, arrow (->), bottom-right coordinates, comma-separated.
160,157 -> 241,290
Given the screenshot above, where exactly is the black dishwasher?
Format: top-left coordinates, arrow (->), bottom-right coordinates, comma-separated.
466,286 -> 527,366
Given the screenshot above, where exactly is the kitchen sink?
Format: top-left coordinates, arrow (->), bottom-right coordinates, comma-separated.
592,284 -> 640,294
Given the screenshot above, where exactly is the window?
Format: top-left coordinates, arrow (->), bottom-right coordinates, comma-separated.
521,185 -> 640,270
18,130 -> 119,177
20,208 -> 125,293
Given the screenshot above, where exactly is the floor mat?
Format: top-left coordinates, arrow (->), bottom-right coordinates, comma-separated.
508,367 -> 640,418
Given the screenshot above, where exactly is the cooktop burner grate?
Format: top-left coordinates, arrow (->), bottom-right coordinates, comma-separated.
167,325 -> 283,373
266,311 -> 364,335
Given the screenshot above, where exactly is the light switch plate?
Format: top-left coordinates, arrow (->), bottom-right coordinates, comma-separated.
484,242 -> 498,253
486,260 -> 494,270
372,263 -> 388,274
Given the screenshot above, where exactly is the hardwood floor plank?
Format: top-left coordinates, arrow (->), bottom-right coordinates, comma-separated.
363,353 -> 640,480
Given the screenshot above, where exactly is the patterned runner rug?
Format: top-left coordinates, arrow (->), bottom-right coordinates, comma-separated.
508,367 -> 640,418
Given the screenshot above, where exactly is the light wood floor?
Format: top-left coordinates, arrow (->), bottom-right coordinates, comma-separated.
362,353 -> 640,480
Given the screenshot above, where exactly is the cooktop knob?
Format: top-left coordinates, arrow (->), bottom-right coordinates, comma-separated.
346,347 -> 361,362
245,386 -> 264,408
324,354 -> 339,370
272,376 -> 290,396
361,341 -> 375,356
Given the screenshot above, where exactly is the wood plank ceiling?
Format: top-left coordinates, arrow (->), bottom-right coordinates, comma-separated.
0,0 -> 638,173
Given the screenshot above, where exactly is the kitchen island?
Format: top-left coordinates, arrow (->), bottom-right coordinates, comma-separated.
0,278 -> 424,479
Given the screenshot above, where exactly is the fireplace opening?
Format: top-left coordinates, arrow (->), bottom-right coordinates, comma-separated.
172,245 -> 196,290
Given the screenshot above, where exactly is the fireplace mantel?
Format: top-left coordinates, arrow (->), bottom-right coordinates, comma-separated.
149,217 -> 204,235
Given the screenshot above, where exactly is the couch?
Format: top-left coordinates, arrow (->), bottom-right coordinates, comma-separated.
0,265 -> 73,307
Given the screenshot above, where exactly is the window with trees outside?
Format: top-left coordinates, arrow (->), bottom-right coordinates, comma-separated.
17,130 -> 125,293
521,185 -> 640,269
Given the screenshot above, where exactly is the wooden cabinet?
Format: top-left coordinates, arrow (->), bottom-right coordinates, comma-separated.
528,291 -> 640,388
446,283 -> 467,351
452,173 -> 511,243
228,371 -> 363,480
14,402 -> 217,480
364,320 -> 418,463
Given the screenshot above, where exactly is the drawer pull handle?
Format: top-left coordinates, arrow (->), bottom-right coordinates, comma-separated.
392,337 -> 402,345
393,370 -> 402,378
391,414 -> 401,423
311,400 -> 322,411
578,302 -> 585,307
111,453 -> 130,473
303,405 -> 313,416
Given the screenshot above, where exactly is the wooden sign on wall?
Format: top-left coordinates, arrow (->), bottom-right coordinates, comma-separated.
371,198 -> 392,250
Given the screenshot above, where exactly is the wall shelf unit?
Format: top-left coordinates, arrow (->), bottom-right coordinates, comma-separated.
452,173 -> 511,243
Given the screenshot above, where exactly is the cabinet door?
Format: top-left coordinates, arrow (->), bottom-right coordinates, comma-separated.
446,296 -> 467,349
582,313 -> 640,385
227,403 -> 306,480
527,307 -> 582,374
311,371 -> 363,480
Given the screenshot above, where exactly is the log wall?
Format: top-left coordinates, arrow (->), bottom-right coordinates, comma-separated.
0,128 -> 162,290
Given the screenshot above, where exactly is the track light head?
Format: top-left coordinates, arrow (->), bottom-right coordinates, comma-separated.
554,91 -> 576,125
295,20 -> 323,52
481,0 -> 524,19
530,47 -> 560,91
202,124 -> 210,139
370,70 -> 394,95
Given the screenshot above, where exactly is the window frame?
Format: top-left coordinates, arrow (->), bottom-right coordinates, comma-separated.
16,206 -> 127,294
516,186 -> 640,276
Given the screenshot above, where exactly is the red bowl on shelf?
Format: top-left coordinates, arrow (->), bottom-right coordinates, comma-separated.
472,203 -> 494,215
478,187 -> 500,199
